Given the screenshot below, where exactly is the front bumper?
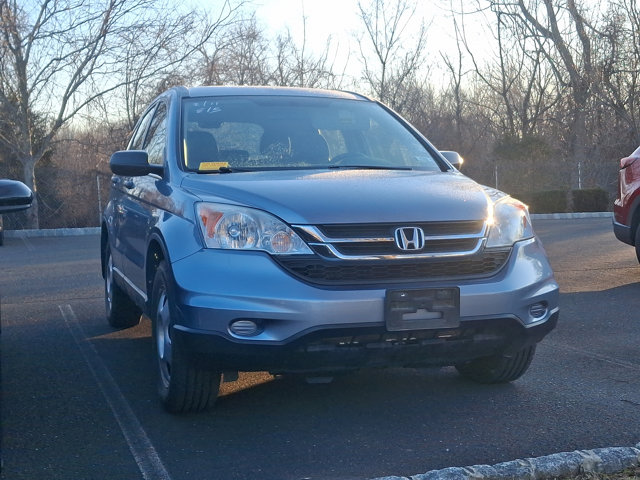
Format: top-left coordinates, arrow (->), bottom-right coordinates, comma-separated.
174,313 -> 558,373
169,237 -> 559,372
613,219 -> 633,246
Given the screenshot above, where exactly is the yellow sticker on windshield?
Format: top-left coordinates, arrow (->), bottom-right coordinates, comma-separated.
199,162 -> 230,170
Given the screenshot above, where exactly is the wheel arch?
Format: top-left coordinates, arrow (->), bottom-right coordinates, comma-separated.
101,222 -> 109,278
146,231 -> 170,310
630,199 -> 640,246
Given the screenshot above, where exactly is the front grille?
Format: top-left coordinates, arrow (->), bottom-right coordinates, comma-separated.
294,221 -> 487,259
276,249 -> 511,285
315,221 -> 485,238
283,220 -> 508,285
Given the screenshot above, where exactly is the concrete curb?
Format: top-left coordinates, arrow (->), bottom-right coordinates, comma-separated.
531,212 -> 612,220
372,445 -> 640,480
2,213 -> 612,239
4,227 -> 100,238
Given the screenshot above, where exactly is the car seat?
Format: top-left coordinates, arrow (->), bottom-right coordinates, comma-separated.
185,131 -> 219,170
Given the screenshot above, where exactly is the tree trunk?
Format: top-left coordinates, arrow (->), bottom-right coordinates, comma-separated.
572,106 -> 587,191
571,85 -> 590,188
22,156 -> 39,230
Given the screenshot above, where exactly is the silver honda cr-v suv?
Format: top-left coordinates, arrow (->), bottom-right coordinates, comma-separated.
101,86 -> 559,413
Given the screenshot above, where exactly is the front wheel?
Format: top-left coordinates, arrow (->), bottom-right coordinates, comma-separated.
152,261 -> 221,413
455,345 -> 536,384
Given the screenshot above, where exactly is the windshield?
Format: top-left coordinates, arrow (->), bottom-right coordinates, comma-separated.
181,95 -> 443,172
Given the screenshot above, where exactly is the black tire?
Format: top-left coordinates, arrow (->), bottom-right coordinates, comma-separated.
455,345 -> 536,384
634,224 -> 640,264
152,261 -> 221,413
104,245 -> 141,328
0,230 -> 4,246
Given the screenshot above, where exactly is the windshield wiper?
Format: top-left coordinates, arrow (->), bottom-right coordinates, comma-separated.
197,166 -> 254,174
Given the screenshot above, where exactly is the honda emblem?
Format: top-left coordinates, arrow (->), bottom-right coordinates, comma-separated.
394,227 -> 426,251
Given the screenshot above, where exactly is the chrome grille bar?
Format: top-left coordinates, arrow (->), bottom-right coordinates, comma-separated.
292,223 -> 488,260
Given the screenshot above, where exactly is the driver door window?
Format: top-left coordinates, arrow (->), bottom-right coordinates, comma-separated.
144,103 -> 167,166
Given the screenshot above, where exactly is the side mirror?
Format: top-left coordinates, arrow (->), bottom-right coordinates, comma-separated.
110,150 -> 164,177
620,156 -> 637,169
440,151 -> 464,170
0,179 -> 34,214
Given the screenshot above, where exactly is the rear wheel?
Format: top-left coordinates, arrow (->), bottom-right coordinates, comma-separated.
104,245 -> 141,328
455,345 -> 536,384
634,224 -> 640,263
152,261 -> 221,413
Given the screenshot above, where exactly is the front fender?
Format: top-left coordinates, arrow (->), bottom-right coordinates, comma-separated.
144,212 -> 204,307
149,210 -> 203,265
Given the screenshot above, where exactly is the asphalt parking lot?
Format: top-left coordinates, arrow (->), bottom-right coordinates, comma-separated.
1,217 -> 639,480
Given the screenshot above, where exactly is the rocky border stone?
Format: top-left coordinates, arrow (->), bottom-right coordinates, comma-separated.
372,445 -> 640,480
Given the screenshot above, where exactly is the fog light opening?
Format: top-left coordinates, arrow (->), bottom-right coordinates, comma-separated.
229,319 -> 263,337
529,302 -> 548,320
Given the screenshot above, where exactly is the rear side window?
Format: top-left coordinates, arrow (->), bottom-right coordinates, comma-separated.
128,106 -> 156,150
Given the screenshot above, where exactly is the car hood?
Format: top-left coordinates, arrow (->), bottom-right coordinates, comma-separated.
180,169 -> 493,225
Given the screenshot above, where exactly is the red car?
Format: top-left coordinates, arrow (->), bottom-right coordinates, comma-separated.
614,146 -> 640,260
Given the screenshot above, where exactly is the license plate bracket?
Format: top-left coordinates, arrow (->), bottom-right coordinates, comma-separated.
385,287 -> 460,331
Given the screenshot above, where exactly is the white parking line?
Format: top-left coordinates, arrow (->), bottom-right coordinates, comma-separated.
546,341 -> 640,371
59,304 -> 172,480
19,235 -> 35,252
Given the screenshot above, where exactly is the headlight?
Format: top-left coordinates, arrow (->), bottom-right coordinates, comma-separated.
196,203 -> 312,255
486,196 -> 534,247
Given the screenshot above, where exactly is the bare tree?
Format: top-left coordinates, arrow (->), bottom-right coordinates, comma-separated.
270,28 -> 339,88
197,14 -> 270,87
459,5 -> 559,138
486,0 -> 599,191
596,0 -> 640,144
195,9 -> 340,90
440,26 -> 468,140
355,0 -> 428,110
0,0 -> 240,228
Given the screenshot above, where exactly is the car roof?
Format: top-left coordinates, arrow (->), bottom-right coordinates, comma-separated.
179,85 -> 370,101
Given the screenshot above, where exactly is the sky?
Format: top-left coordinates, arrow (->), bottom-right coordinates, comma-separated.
253,0 -> 363,43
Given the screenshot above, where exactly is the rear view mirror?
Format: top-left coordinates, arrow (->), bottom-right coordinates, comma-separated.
620,156 -> 637,169
0,179 -> 34,214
